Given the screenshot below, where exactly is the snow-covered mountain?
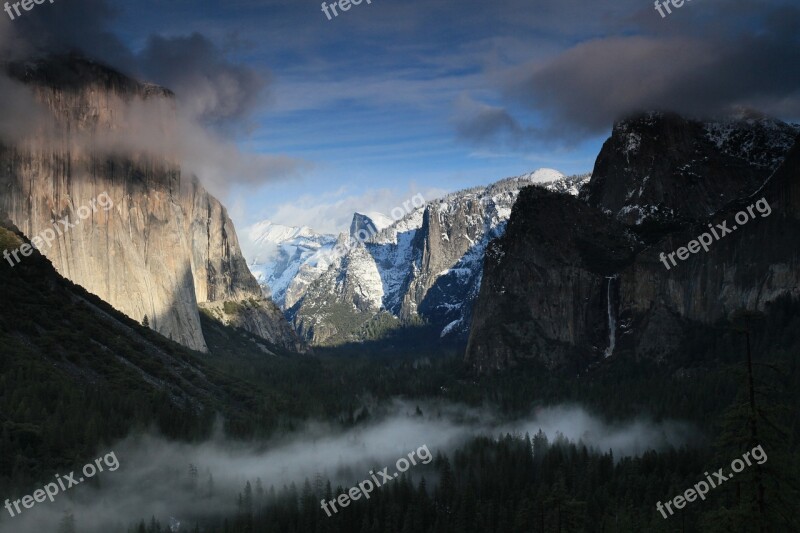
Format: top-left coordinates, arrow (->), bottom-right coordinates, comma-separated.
244,221 -> 337,308
245,211 -> 396,309
243,169 -> 590,346
350,211 -> 394,237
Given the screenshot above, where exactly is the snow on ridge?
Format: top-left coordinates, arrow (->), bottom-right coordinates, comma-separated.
243,220 -> 337,305
369,207 -> 426,245
361,211 -> 394,232
244,169 -> 589,317
247,220 -> 328,249
525,168 -> 566,183
703,116 -> 800,171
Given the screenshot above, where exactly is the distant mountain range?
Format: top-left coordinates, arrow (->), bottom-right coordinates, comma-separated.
243,111 -> 800,363
244,210 -> 396,310
245,220 -> 337,309
243,169 -> 591,345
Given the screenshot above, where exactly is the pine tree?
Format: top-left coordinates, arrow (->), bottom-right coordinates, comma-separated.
206,472 -> 215,498
58,510 -> 76,533
701,309 -> 800,531
255,477 -> 265,514
188,463 -> 198,492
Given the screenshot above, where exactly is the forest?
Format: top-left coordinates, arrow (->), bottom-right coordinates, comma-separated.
2,225 -> 800,532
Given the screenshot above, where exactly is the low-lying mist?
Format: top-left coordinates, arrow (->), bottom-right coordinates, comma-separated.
0,401 -> 698,532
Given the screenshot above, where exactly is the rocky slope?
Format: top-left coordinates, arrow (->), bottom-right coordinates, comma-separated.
0,216 -> 303,508
0,216 -> 268,411
275,170 -> 590,345
581,111 -> 799,226
0,55 -> 303,353
467,113 -> 800,372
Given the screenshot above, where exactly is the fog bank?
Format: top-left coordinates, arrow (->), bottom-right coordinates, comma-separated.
0,401 -> 698,532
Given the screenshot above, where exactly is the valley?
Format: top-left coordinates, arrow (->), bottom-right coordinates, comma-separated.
1,2 -> 799,531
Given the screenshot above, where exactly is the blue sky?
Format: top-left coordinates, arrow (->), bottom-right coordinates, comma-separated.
10,0 -> 794,234
101,0 -> 612,233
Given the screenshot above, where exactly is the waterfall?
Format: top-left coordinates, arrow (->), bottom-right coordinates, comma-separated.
603,275 -> 618,358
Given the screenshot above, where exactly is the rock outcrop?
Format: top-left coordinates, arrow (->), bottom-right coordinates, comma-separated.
581,112 -> 799,226
0,55 -> 303,353
465,187 -> 638,371
467,112 -> 800,372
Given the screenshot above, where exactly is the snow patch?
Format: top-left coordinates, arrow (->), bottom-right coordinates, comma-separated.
440,319 -> 463,338
525,168 -> 566,183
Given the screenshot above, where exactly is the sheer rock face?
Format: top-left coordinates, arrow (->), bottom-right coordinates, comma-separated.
0,56 -> 303,353
580,112 -> 800,225
467,113 -> 800,372
465,187 -> 638,372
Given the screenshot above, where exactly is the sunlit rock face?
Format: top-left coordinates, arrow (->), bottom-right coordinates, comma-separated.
0,55 -> 303,353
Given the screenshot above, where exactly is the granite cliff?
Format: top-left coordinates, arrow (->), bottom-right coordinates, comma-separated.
0,55 -> 303,353
467,113 -> 800,371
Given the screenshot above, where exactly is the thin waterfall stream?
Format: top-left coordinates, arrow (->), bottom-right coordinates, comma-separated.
603,275 -> 618,358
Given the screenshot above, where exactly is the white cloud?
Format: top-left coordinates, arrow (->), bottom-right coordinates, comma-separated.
267,185 -> 448,235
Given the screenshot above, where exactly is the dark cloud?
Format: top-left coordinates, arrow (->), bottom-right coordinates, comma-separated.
0,0 -> 305,189
2,1 -> 267,130
508,35 -> 717,136
2,0 -> 133,66
452,94 -> 539,147
459,1 -> 800,145
137,33 -> 268,129
0,73 -> 49,141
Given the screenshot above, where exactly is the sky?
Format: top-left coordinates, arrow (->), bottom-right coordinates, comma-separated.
1,0 -> 799,234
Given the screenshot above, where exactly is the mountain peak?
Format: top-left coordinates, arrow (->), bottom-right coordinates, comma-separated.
280,170 -> 590,345
247,220 -> 321,248
524,168 -> 567,183
7,53 -> 173,98
349,211 -> 393,240
583,111 -> 800,226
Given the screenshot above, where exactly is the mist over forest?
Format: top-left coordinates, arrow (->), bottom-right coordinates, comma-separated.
0,401 -> 697,532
